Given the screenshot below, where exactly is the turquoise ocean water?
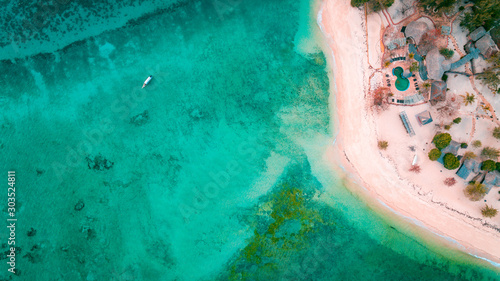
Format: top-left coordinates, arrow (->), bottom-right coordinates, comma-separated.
0,0 -> 499,280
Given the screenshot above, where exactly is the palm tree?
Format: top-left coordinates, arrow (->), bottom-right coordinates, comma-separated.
464,181 -> 487,201
460,92 -> 476,106
378,140 -> 388,150
408,53 -> 415,60
493,127 -> 500,139
481,205 -> 498,218
384,61 -> 391,68
481,146 -> 500,160
422,82 -> 431,90
477,70 -> 500,91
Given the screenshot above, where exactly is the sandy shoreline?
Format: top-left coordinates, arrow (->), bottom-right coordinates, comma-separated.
317,0 -> 500,267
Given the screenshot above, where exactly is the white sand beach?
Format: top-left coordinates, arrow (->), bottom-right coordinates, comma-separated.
318,0 -> 500,265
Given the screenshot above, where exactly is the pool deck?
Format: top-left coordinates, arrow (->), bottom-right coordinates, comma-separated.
385,61 -> 424,105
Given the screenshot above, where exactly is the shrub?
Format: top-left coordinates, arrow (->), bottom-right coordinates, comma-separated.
443,153 -> 460,170
472,140 -> 482,148
481,160 -> 496,171
433,133 -> 452,150
496,162 -> 500,172
409,62 -> 419,73
351,0 -> 370,7
442,74 -> 448,81
464,181 -> 487,201
428,149 -> 442,161
493,127 -> 500,139
439,48 -> 454,59
481,147 -> 500,160
463,151 -> 476,160
378,141 -> 388,150
409,165 -> 421,173
444,177 -> 456,186
453,117 -> 461,124
444,125 -> 451,130
481,205 -> 498,218
460,143 -> 468,149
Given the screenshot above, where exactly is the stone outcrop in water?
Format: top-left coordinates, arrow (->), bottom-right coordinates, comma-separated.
85,154 -> 113,171
130,110 -> 149,126
74,200 -> 85,211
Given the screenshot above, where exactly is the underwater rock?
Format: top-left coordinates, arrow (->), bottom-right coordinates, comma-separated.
190,108 -> 204,119
36,169 -> 44,176
74,200 -> 85,211
86,154 -> 113,171
23,252 -> 40,263
27,228 -> 36,237
130,110 -> 149,126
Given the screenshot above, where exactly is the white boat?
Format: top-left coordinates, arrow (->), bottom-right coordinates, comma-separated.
142,75 -> 153,88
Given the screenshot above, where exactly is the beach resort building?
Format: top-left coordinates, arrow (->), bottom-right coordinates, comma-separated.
456,158 -> 481,180
467,26 -> 499,59
429,81 -> 446,105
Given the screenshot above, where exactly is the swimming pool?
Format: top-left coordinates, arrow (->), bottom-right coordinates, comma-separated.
393,66 -> 410,91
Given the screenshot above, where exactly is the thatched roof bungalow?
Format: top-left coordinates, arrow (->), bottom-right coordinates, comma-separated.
429,80 -> 447,105
475,33 -> 499,59
456,158 -> 481,180
425,48 -> 450,81
405,21 -> 429,45
468,26 -> 486,42
442,140 -> 460,155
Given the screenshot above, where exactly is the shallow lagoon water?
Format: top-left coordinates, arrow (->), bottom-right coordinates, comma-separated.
0,0 -> 499,280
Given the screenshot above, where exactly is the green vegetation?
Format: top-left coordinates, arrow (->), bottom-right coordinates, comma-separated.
351,0 -> 370,7
481,146 -> 500,160
460,92 -> 475,106
378,140 -> 388,150
408,53 -> 415,59
481,204 -> 498,218
422,82 -> 431,90
481,160 -> 496,171
351,0 -> 394,12
428,148 -> 442,161
368,0 -> 394,12
463,151 -> 477,160
444,124 -> 451,130
384,61 -> 391,68
496,162 -> 500,172
409,62 -> 419,73
432,133 -> 452,150
229,184 -> 331,278
439,48 -> 454,59
443,153 -> 460,170
477,69 -> 500,92
472,140 -> 482,148
493,126 -> 500,139
460,0 -> 500,31
419,0 -> 457,13
464,181 -> 488,201
476,54 -> 500,92
442,74 -> 448,82
453,117 -> 461,124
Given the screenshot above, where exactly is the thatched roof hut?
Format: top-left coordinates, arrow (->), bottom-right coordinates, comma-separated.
456,158 -> 481,180
425,48 -> 450,81
405,21 -> 429,45
429,80 -> 446,105
468,26 -> 486,42
475,33 -> 499,59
